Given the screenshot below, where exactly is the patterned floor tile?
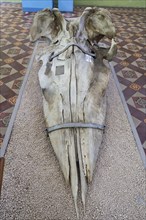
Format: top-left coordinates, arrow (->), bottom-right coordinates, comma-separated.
107,8 -> 146,157
0,3 -> 34,149
0,3 -> 145,161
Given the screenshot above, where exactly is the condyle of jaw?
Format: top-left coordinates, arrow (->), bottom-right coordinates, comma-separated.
29,7 -> 117,218
29,8 -> 69,43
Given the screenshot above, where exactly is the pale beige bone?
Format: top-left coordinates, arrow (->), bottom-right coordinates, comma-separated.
77,7 -> 116,43
66,17 -> 80,38
29,8 -> 69,43
33,7 -> 117,218
37,42 -> 113,217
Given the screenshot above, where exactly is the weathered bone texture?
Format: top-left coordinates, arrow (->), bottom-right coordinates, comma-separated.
30,8 -> 69,43
76,7 -> 116,44
30,7 -> 117,218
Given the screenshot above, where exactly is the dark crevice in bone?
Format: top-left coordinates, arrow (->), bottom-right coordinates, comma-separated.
69,60 -> 72,122
45,62 -> 52,75
62,109 -> 65,123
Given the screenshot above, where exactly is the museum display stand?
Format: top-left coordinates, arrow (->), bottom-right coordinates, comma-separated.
22,0 -> 73,12
22,0 -> 53,12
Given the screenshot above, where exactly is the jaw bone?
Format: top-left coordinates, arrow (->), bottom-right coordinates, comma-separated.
29,8 -> 69,43
76,7 -> 116,45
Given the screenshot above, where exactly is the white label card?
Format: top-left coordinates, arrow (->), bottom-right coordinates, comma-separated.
85,54 -> 93,63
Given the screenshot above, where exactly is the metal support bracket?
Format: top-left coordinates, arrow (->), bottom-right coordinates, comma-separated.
46,122 -> 105,133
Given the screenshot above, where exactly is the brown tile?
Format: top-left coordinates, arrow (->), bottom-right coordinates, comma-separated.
10,61 -> 25,71
137,122 -> 146,145
117,75 -> 131,86
128,64 -> 145,74
0,100 -> 13,113
13,51 -> 31,60
139,87 -> 146,96
0,51 -> 8,60
128,104 -> 146,122
123,88 -> 137,101
1,72 -> 22,83
135,75 -> 146,86
0,84 -> 16,99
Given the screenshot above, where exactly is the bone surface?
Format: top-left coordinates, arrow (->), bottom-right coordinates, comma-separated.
30,7 -> 117,217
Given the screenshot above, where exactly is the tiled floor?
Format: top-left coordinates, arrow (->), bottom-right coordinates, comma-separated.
109,8 -> 146,155
0,4 -> 145,160
0,3 -> 34,146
